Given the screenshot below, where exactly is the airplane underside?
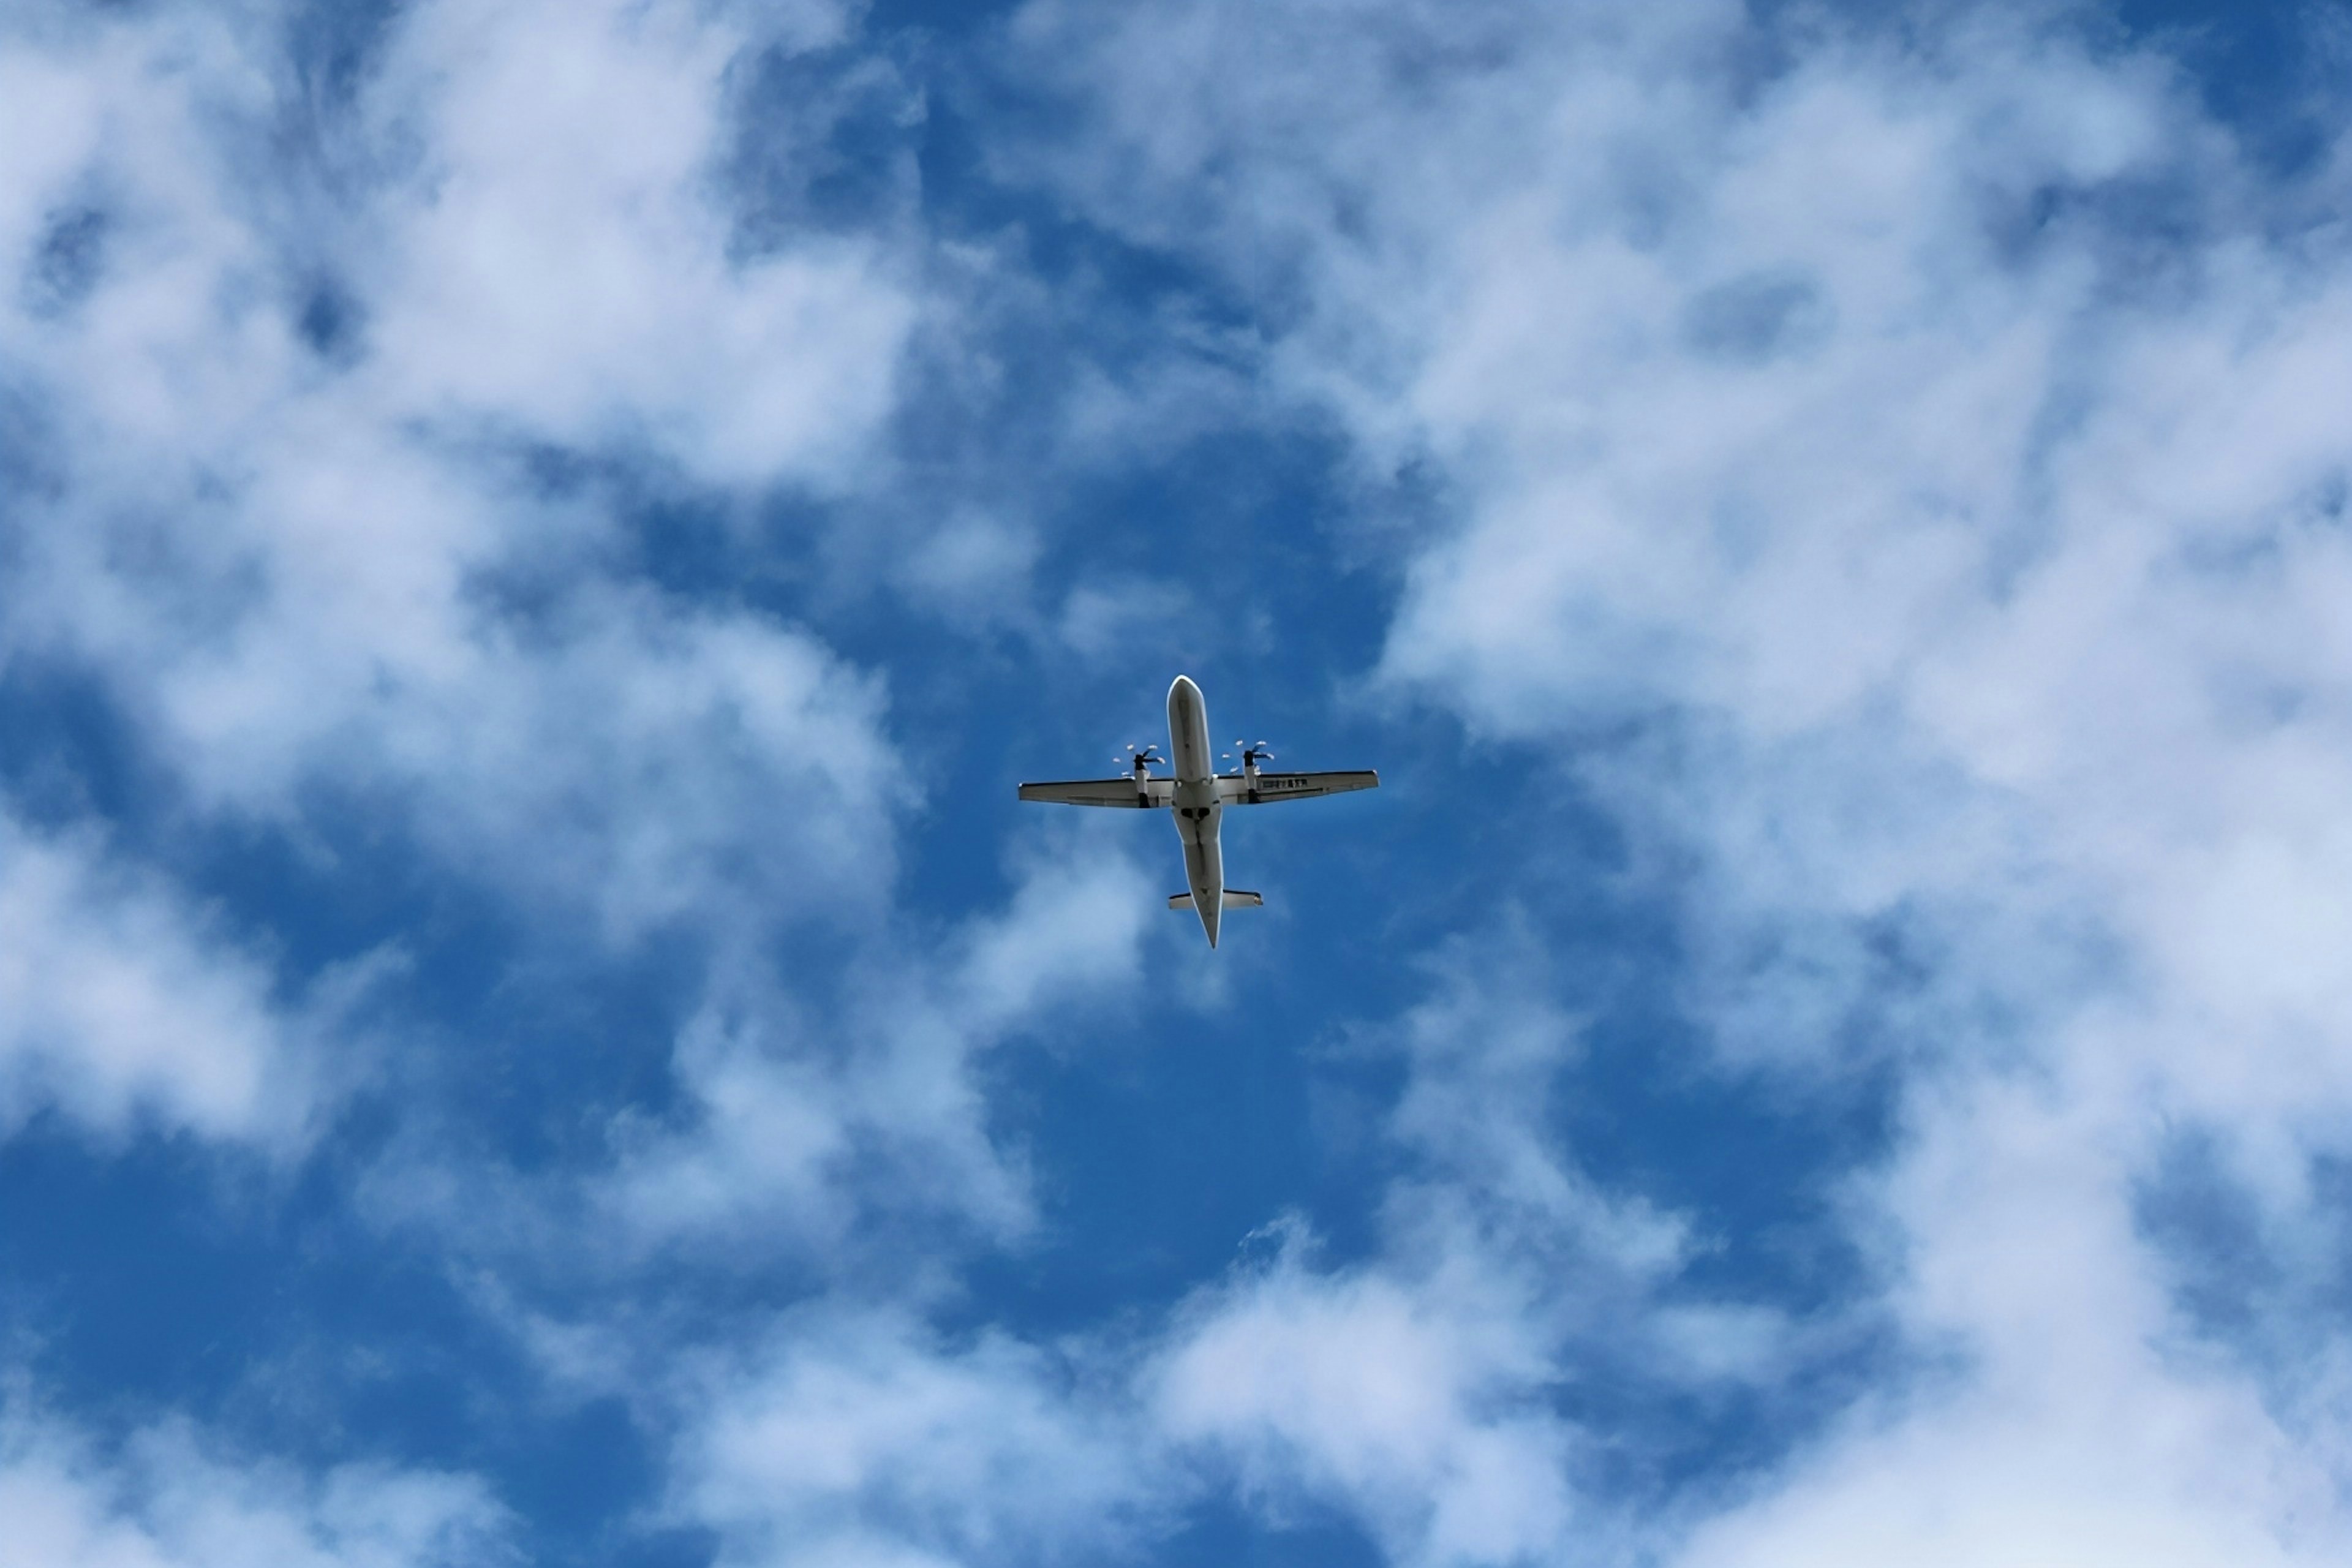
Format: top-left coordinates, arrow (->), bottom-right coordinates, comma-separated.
1177,808 -> 1224,948
1016,674 -> 1380,948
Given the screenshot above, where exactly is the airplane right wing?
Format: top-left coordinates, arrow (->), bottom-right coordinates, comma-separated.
1217,770 -> 1379,804
1018,777 -> 1172,808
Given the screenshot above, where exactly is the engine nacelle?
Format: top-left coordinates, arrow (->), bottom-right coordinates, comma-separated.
1126,744 -> 1164,804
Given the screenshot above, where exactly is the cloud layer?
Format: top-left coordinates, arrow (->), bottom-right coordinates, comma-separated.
0,1401 -> 508,1568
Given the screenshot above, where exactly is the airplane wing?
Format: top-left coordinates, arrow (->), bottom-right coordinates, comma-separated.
1017,777 -> 1173,808
1216,770 -> 1379,804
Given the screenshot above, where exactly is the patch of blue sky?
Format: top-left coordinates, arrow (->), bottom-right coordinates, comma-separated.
2112,0 -> 2348,172
0,655 -> 159,832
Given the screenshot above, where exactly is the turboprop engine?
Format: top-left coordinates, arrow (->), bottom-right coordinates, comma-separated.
1222,741 -> 1276,797
1121,744 -> 1166,803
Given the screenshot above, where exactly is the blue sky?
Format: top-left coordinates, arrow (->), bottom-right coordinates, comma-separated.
3,0 -> 2352,1564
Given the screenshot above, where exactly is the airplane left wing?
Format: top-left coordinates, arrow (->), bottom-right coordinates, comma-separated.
1217,770 -> 1379,804
1018,777 -> 1171,808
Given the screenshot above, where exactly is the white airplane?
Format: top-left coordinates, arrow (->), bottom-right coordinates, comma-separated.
1019,674 -> 1379,948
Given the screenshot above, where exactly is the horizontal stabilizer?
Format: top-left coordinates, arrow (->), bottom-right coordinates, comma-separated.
1169,890 -> 1264,908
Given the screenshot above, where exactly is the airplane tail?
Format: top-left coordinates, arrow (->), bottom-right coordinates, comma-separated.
1169,890 -> 1264,909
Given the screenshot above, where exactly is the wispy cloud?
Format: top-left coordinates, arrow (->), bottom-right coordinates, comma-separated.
0,808 -> 326,1145
0,1397 -> 511,1568
671,1303 -> 1166,1567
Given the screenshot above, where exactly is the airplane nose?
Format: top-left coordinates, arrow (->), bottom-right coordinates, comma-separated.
1169,674 -> 1200,704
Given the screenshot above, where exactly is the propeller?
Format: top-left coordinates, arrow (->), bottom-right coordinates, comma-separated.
1121,744 -> 1167,773
1235,739 -> 1276,768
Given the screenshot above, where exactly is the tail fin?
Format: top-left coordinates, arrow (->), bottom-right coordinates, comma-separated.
1168,890 -> 1264,908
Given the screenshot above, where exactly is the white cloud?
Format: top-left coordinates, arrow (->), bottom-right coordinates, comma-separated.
596,831 -> 1154,1255
0,0 -> 922,936
1156,1241 -> 1584,1568
358,0 -> 909,488
1673,1081 -> 2352,1568
0,809 -> 320,1146
0,1401 -> 511,1568
0,0 -> 973,1233
956,831 -> 1156,1030
467,842 -> 1166,1562
1144,935 -> 1722,1568
352,823 -> 1155,1286
672,1307 -> 1161,1567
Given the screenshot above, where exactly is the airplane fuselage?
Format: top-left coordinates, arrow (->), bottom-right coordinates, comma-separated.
1166,675 -> 1226,946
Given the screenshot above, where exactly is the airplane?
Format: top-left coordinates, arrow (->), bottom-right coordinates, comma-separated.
1017,674 -> 1378,948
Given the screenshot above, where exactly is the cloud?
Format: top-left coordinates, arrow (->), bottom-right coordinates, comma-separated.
1672,1076 -> 2352,1568
1155,1237 -> 1584,1568
592,831 -> 1155,1256
410,835 -> 1165,1561
0,1399 -> 511,1568
1139,929 -> 1740,1567
670,1306 -> 1162,1568
350,824 -> 1156,1294
0,0 -> 991,1273
357,0 -> 910,488
0,809 -> 320,1146
0,0 -> 923,940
